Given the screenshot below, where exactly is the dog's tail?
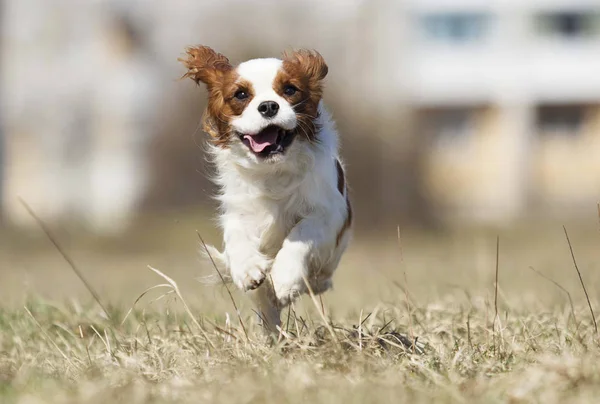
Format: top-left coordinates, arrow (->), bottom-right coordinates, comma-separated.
197,243 -> 232,285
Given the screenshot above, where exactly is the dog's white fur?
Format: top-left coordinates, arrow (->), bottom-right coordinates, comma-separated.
230,58 -> 297,136
201,57 -> 351,332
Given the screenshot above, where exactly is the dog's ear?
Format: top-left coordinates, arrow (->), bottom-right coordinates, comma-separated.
179,46 -> 232,87
282,49 -> 328,82
202,110 -> 222,143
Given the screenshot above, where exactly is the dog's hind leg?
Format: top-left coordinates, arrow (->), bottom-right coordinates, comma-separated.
249,283 -> 281,335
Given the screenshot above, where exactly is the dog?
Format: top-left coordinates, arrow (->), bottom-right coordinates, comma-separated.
179,46 -> 352,332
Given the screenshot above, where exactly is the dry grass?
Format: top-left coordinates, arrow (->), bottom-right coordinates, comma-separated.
1,216 -> 600,403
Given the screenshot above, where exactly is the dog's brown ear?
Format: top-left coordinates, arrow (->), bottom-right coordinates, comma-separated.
179,46 -> 232,87
282,49 -> 328,81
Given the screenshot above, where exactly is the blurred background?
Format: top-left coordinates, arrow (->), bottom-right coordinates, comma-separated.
0,0 -> 599,312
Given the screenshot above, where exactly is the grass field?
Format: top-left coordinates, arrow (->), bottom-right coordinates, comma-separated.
1,212 -> 600,403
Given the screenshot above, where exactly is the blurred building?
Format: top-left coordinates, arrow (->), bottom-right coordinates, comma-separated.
403,0 -> 600,223
0,0 -> 162,234
0,0 -> 599,234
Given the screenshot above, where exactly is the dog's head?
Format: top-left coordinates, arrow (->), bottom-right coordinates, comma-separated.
179,46 -> 328,164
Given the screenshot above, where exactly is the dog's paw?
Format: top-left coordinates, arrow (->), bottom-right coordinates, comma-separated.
272,281 -> 304,308
230,255 -> 271,292
270,254 -> 308,307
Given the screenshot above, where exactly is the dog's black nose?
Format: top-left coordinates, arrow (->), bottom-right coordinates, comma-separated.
258,101 -> 279,118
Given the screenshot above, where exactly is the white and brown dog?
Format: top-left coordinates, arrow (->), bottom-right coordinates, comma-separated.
180,46 -> 352,332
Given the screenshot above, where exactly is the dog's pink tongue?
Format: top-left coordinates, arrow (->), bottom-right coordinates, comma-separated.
244,127 -> 279,153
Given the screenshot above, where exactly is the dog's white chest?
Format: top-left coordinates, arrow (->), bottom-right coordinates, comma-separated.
252,192 -> 306,257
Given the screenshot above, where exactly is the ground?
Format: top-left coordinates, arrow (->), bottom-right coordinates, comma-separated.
1,211 -> 600,403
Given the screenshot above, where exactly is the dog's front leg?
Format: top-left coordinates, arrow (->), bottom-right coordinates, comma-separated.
222,214 -> 271,292
221,214 -> 281,333
269,213 -> 342,308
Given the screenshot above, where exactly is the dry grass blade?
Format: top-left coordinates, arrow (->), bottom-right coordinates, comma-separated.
24,306 -> 79,370
147,265 -> 216,348
358,310 -> 363,351
403,271 -> 415,354
360,312 -> 373,327
301,275 -> 340,348
397,226 -> 419,353
89,324 -> 109,353
393,227 -> 420,307
202,317 -> 242,342
492,235 -> 500,353
197,232 -> 249,341
121,284 -> 173,326
319,295 -> 325,317
563,226 -> 597,334
467,315 -> 472,349
18,198 -> 111,322
377,334 -> 425,354
494,236 -> 500,319
397,225 -> 404,262
529,266 -> 577,325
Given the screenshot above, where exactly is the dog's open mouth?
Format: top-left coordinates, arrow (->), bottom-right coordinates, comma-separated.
238,125 -> 295,158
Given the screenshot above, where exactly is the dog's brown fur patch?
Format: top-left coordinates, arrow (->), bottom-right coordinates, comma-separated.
335,159 -> 352,246
180,46 -> 257,147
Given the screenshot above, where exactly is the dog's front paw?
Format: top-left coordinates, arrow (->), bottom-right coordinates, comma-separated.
230,255 -> 271,292
272,281 -> 304,308
270,254 -> 308,308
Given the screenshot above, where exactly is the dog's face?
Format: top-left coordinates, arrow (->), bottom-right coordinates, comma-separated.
180,46 -> 328,163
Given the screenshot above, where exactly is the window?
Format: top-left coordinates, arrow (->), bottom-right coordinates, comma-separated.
420,107 -> 478,146
536,12 -> 600,40
421,13 -> 490,44
536,105 -> 586,136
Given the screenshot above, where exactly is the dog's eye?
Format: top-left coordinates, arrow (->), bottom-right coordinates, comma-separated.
234,90 -> 249,100
283,85 -> 298,96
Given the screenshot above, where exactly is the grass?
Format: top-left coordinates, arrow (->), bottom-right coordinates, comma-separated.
1,216 -> 600,403
2,290 -> 600,403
